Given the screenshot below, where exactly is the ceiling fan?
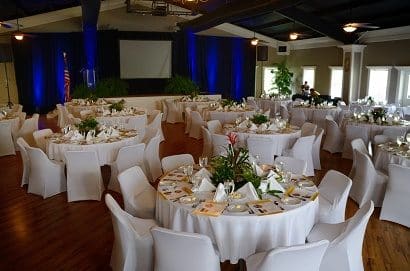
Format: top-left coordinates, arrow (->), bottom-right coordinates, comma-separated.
342,22 -> 380,33
0,18 -> 35,40
0,21 -> 22,29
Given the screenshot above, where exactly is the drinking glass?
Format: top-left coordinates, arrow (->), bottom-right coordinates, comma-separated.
199,156 -> 208,168
254,155 -> 260,165
397,136 -> 404,146
185,165 -> 193,182
224,180 -> 235,200
276,161 -> 284,174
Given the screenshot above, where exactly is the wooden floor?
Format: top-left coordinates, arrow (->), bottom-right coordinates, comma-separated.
0,116 -> 409,271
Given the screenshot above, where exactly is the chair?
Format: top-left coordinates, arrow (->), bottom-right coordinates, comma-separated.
80,109 -> 93,119
161,154 -> 194,173
146,112 -> 164,142
16,137 -> 30,186
144,135 -> 162,182
189,111 -> 206,139
108,144 -> 146,193
66,113 -> 81,125
245,240 -> 329,271
125,115 -> 147,140
246,99 -> 259,110
274,156 -> 307,175
105,194 -> 157,271
350,150 -> 387,207
282,135 -> 315,176
151,227 -> 221,271
301,122 -> 317,137
184,107 -> 192,134
161,99 -> 168,121
16,114 -> 39,147
247,136 -> 275,165
33,128 -> 53,152
323,118 -> 344,153
118,166 -> 156,219
318,170 -> 352,224
380,164 -> 410,227
65,151 -> 104,202
147,109 -> 161,124
26,146 -> 66,199
201,126 -> 213,158
280,105 -> 289,121
348,138 -> 370,179
211,133 -> 229,156
0,122 -> 16,156
307,201 -> 374,271
312,127 -> 324,170
56,104 -> 66,128
207,120 -> 222,134
290,109 -> 306,127
165,99 -> 183,123
142,127 -> 161,145
342,125 -> 369,159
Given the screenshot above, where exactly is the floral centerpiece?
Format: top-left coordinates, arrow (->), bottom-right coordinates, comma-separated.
220,99 -> 237,108
76,117 -> 99,134
250,114 -> 269,125
109,99 -> 125,112
210,133 -> 261,190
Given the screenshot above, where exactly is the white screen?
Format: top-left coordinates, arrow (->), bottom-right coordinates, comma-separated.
119,40 -> 172,79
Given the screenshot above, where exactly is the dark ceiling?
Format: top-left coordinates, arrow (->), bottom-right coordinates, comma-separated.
1,0 -> 410,44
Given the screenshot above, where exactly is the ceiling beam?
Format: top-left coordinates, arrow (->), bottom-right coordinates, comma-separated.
276,6 -> 353,44
309,0 -> 385,17
177,0 -> 293,33
251,18 -> 290,30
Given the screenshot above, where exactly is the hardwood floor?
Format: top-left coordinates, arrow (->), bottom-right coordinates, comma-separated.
0,116 -> 409,271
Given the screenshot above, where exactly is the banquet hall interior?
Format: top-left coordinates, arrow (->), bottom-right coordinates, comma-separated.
0,0 -> 409,270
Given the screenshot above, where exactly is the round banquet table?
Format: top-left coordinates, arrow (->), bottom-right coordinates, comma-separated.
155,173 -> 319,263
0,116 -> 20,138
94,114 -> 146,127
204,110 -> 256,124
374,144 -> 410,173
65,102 -> 110,117
176,100 -> 216,115
222,126 -> 301,156
46,134 -> 140,166
291,106 -> 341,130
256,99 -> 292,114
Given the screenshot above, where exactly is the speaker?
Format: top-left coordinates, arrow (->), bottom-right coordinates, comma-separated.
257,46 -> 268,61
0,44 -> 12,63
277,45 -> 290,55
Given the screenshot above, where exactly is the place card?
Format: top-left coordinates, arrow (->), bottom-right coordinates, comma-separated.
159,186 -> 191,201
192,201 -> 228,217
247,200 -> 282,216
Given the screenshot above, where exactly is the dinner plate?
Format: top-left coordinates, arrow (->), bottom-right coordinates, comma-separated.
179,195 -> 198,205
227,204 -> 248,213
281,197 -> 301,205
159,180 -> 177,187
297,180 -> 315,188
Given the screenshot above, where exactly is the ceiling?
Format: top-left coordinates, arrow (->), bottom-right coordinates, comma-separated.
1,0 -> 410,44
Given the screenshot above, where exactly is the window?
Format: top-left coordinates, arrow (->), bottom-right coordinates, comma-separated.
395,66 -> 410,106
329,66 -> 343,98
366,66 -> 392,103
262,67 -> 277,94
302,66 -> 316,89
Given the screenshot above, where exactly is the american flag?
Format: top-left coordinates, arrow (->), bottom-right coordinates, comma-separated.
63,52 -> 71,102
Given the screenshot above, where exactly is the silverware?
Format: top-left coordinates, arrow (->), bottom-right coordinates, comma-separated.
273,201 -> 285,210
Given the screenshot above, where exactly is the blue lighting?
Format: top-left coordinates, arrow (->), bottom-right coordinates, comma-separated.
187,31 -> 197,83
56,49 -> 65,103
232,38 -> 244,100
206,37 -> 218,93
32,43 -> 43,110
83,24 -> 97,87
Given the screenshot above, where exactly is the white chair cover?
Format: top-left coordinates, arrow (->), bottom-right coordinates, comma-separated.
184,107 -> 192,134
161,154 -> 194,173
26,146 -> 66,199
147,109 -> 161,124
56,104 -> 66,128
301,122 -> 317,137
247,136 -> 275,165
16,137 -> 30,186
161,99 -> 168,121
312,127 -> 324,170
108,143 -> 146,193
307,201 -> 374,271
16,114 -> 39,147
189,111 -> 206,139
65,151 -> 104,202
282,135 -> 315,176
105,194 -> 157,271
380,164 -> 410,227
280,105 -> 289,121
206,120 -> 222,134
350,150 -> 387,207
318,170 -> 352,223
151,227 -> 221,271
118,166 -> 156,219
349,138 -> 370,179
165,99 -> 183,123
246,240 -> 329,271
66,113 -> 81,125
144,135 -> 162,182
0,122 -> 16,156
124,115 -> 147,140
33,128 -> 53,152
290,109 -> 306,127
211,133 -> 229,156
201,126 -> 213,158
80,109 -> 93,119
274,156 -> 307,175
323,118 -> 343,153
146,112 -> 164,142
342,125 -> 369,159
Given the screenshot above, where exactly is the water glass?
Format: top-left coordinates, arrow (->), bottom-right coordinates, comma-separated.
199,156 -> 208,168
224,180 -> 235,198
397,136 -> 404,146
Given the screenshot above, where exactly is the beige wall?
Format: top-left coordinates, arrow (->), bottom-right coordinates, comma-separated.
0,62 -> 19,105
255,46 -> 343,97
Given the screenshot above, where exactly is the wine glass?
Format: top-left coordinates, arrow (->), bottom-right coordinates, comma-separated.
224,180 -> 235,201
397,136 -> 404,146
276,161 -> 284,174
184,165 -> 194,182
199,156 -> 208,168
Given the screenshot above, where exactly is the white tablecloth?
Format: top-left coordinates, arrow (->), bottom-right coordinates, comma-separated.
176,100 -> 216,115
65,103 -> 110,117
95,114 -> 146,127
374,149 -> 410,173
204,110 -> 256,124
256,99 -> 292,114
291,107 -> 341,130
46,136 -> 139,166
156,193 -> 319,263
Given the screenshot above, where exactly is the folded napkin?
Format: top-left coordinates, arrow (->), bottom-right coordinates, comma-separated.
254,164 -> 264,177
194,167 -> 211,179
258,180 -> 269,193
213,183 -> 227,203
267,123 -> 278,131
259,123 -> 268,131
238,120 -> 248,128
267,173 -> 285,192
249,123 -> 258,131
237,182 -> 259,201
63,130 -> 74,138
70,131 -> 84,141
97,130 -> 107,139
197,178 -> 216,192
86,131 -> 94,141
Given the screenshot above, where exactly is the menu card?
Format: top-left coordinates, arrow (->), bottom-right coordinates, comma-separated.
159,186 -> 192,201
192,201 -> 228,217
247,200 -> 283,216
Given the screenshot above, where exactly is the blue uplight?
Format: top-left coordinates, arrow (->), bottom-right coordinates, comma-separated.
187,31 -> 197,83
83,24 -> 97,87
32,43 -> 43,110
232,38 -> 244,100
206,37 -> 218,94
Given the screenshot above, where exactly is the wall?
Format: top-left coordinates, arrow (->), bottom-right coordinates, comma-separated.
0,61 -> 19,104
255,46 -> 343,97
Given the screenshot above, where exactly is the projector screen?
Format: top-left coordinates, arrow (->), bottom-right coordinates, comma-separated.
119,40 -> 172,79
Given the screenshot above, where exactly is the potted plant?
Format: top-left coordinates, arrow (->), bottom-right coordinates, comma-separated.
272,61 -> 293,96
165,75 -> 199,96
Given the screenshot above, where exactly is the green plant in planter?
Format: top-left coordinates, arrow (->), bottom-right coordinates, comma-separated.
165,75 -> 199,96
76,117 -> 99,134
250,114 -> 269,125
220,99 -> 237,108
109,99 -> 125,112
272,61 -> 293,96
72,78 -> 128,99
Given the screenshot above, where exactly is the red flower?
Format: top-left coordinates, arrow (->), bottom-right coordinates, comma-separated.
227,132 -> 238,146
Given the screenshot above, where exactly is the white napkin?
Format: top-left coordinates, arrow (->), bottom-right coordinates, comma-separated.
267,174 -> 285,192
259,123 -> 268,131
267,123 -> 277,131
249,123 -> 258,131
197,178 -> 216,192
194,167 -> 211,179
213,183 -> 227,202
238,120 -> 248,128
97,130 -> 108,140
258,180 -> 269,193
63,130 -> 74,138
254,164 -> 264,177
109,127 -> 120,137
86,131 -> 94,141
70,131 -> 84,141
102,110 -> 111,116
236,182 -> 259,201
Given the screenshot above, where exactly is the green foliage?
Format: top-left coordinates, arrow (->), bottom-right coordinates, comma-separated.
76,117 -> 99,134
109,99 -> 125,112
72,78 -> 128,99
250,114 -> 269,125
371,107 -> 387,120
220,99 -> 237,107
272,61 -> 293,96
312,96 -> 325,106
165,75 -> 199,96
